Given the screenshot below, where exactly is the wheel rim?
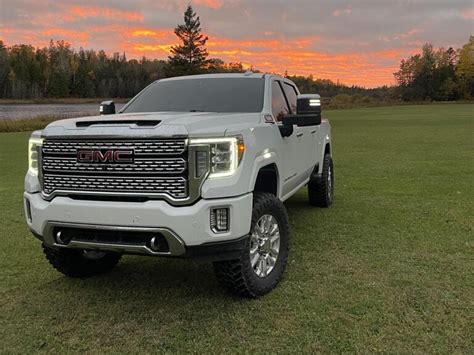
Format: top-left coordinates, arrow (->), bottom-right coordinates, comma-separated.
327,164 -> 333,200
249,214 -> 280,278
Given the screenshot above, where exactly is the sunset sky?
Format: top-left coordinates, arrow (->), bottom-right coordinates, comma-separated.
0,0 -> 472,87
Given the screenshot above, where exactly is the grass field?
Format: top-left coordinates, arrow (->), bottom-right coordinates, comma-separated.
0,104 -> 472,353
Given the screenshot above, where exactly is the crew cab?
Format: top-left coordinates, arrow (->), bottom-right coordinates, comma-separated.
24,73 -> 333,297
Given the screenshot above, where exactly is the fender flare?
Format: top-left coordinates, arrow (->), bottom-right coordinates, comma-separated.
318,129 -> 332,174
248,151 -> 281,197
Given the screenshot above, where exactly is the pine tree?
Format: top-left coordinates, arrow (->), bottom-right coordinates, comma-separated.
165,5 -> 209,76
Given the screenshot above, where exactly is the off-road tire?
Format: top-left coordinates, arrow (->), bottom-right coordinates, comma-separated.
213,192 -> 290,298
43,244 -> 121,278
308,154 -> 334,207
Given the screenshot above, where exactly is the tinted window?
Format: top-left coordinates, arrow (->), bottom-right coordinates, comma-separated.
282,83 -> 298,114
122,78 -> 264,113
271,81 -> 289,122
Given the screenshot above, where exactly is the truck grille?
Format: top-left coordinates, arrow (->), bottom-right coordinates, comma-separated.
42,139 -> 186,155
42,157 -> 186,174
41,139 -> 188,199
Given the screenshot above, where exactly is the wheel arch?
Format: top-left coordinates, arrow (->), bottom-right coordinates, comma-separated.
253,163 -> 279,196
317,125 -> 332,174
324,142 -> 331,155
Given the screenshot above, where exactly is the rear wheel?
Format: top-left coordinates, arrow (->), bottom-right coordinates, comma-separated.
43,244 -> 121,277
308,154 -> 334,207
213,192 -> 290,298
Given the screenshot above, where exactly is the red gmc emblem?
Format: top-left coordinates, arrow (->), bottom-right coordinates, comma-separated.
77,149 -> 134,164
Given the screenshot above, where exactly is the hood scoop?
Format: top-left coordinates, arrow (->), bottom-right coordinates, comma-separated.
76,120 -> 161,128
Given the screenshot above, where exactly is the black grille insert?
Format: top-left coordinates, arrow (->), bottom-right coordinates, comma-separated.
54,227 -> 169,252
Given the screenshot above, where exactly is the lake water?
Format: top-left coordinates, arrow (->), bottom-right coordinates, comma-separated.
0,103 -> 126,120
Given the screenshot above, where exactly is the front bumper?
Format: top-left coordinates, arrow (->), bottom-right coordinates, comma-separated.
24,192 -> 253,258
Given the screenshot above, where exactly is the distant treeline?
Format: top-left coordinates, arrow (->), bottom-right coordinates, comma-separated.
286,75 -> 397,109
289,36 -> 473,107
0,5 -> 472,105
0,40 -> 245,100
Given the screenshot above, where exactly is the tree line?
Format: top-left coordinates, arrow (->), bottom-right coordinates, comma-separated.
0,40 -> 245,100
394,38 -> 473,101
0,5 -> 472,102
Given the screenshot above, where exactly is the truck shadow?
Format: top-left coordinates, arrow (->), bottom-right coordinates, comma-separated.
38,257 -> 238,303
28,192 -> 325,325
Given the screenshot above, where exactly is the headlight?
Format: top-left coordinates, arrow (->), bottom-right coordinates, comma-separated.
28,137 -> 43,176
190,136 -> 245,178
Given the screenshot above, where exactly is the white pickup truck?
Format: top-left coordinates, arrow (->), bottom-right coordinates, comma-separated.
24,73 -> 333,297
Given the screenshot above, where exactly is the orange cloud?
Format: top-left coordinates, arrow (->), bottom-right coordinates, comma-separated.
42,28 -> 89,44
193,0 -> 224,9
132,30 -> 160,37
131,43 -> 174,54
460,8 -> 474,19
130,29 -> 171,39
207,36 -> 318,51
69,6 -> 143,22
120,32 -> 411,87
0,26 -> 43,45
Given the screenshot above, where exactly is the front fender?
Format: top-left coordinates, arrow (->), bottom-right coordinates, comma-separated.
247,150 -> 281,197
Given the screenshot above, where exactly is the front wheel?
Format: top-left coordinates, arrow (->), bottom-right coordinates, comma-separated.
213,192 -> 290,298
43,244 -> 121,277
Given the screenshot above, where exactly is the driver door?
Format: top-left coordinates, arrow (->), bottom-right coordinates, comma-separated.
271,80 -> 306,198
281,82 -> 317,181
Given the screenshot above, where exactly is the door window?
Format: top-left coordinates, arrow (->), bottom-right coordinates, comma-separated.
271,81 -> 290,122
282,83 -> 298,114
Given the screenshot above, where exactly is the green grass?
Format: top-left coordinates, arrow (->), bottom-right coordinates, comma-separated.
0,104 -> 473,352
0,116 -> 63,133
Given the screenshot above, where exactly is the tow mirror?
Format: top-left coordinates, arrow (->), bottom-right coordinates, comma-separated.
282,94 -> 321,127
100,101 -> 115,115
297,94 -> 321,117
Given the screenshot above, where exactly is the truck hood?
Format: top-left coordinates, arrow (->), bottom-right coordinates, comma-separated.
42,112 -> 261,138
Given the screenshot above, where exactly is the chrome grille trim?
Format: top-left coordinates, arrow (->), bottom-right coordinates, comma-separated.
42,157 -> 186,174
39,138 -> 207,205
43,175 -> 187,198
42,139 -> 186,155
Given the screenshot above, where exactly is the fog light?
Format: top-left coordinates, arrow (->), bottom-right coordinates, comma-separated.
210,207 -> 229,233
55,230 -> 72,245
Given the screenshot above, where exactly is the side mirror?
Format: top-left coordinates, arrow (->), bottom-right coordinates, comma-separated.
100,101 -> 115,115
297,94 -> 321,117
282,94 -> 321,127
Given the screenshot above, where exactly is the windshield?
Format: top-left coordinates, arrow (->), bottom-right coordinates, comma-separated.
122,77 -> 265,113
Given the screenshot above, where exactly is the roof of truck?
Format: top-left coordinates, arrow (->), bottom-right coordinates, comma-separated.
157,72 -> 279,82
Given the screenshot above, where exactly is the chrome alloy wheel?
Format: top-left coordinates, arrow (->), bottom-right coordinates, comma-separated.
249,214 -> 281,278
327,164 -> 333,200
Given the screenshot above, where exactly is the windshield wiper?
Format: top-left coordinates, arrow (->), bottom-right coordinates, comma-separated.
189,109 -> 205,112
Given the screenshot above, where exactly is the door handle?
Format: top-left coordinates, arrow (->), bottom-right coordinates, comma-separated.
296,132 -> 303,138
311,129 -> 317,134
